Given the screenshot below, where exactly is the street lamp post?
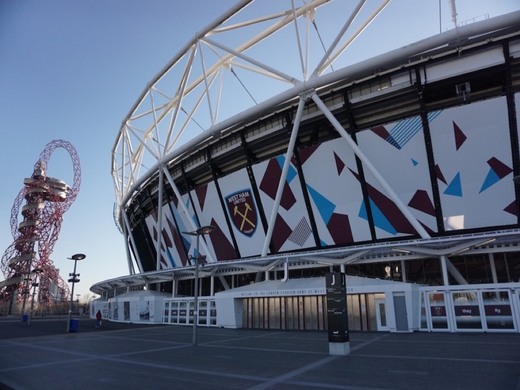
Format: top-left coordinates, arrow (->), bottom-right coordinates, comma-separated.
66,253 -> 86,332
183,225 -> 214,346
27,268 -> 42,326
20,275 -> 31,321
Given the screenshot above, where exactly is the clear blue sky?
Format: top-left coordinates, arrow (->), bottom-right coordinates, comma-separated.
1,0 -> 518,302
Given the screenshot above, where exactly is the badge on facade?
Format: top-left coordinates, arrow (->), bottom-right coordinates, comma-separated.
226,189 -> 257,236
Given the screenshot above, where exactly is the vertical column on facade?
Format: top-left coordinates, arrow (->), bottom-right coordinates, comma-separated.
162,166 -> 216,263
488,253 -> 498,284
261,96 -> 308,256
123,231 -> 136,275
502,42 -> 520,224
311,92 -> 430,239
415,67 -> 445,235
281,258 -> 289,282
400,260 -> 407,283
122,211 -> 141,274
440,255 -> 449,286
156,168 -> 164,271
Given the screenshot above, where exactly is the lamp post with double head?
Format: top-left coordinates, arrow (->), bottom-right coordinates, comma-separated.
66,253 -> 86,332
183,225 -> 214,346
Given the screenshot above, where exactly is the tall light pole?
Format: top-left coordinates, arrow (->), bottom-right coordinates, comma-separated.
183,225 -> 214,346
20,274 -> 31,321
27,268 -> 42,326
66,253 -> 86,332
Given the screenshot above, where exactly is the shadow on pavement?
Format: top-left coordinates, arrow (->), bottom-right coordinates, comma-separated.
0,316 -> 160,339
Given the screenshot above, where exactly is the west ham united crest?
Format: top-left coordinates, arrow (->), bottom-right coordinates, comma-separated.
226,189 -> 257,236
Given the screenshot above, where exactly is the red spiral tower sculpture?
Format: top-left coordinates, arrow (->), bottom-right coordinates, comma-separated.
0,140 -> 81,313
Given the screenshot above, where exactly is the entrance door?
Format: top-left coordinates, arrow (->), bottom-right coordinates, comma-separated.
375,298 -> 388,331
428,291 -> 450,331
393,292 -> 408,331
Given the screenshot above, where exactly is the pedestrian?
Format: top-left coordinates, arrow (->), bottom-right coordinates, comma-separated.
96,310 -> 102,328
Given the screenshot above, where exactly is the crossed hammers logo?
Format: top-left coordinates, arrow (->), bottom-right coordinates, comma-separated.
234,202 -> 255,231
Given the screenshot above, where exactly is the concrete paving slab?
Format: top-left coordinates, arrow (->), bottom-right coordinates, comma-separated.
0,317 -> 519,389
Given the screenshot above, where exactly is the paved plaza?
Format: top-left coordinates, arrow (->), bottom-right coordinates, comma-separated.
0,317 -> 519,389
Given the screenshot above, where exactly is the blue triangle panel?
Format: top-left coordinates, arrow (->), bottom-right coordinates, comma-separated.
411,158 -> 418,166
307,185 -> 335,224
166,250 -> 176,268
276,156 -> 297,183
369,199 -> 397,235
182,235 -> 191,252
480,169 -> 500,193
444,172 -> 463,197
358,199 -> 397,235
359,200 -> 368,220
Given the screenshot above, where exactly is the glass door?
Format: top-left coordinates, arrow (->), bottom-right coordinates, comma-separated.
482,290 -> 515,331
375,298 -> 388,331
428,291 -> 450,331
451,291 -> 482,331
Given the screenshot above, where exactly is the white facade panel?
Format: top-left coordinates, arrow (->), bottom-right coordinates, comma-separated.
300,139 -> 372,245
430,97 -> 515,230
252,156 -> 315,253
357,114 -> 437,239
190,181 -> 235,261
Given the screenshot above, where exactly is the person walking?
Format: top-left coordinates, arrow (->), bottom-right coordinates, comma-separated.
95,310 -> 102,328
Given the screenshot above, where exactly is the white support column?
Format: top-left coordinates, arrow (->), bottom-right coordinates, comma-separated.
162,166 -> 216,263
122,211 -> 138,275
311,93 -> 430,239
281,258 -> 289,282
262,96 -> 307,256
440,255 -> 449,286
219,275 -> 230,290
489,252 -> 498,283
400,260 -> 407,282
156,168 -> 164,271
446,259 -> 468,285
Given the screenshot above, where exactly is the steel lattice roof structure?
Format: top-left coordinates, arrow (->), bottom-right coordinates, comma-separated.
97,1 -> 520,294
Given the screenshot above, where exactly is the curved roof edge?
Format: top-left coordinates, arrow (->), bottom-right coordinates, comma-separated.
118,10 -> 520,212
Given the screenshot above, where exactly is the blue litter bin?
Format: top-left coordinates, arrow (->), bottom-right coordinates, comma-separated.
69,319 -> 79,332
22,315 -> 28,322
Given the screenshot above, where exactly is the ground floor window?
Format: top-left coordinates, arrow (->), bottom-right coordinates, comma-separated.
243,293 -> 380,331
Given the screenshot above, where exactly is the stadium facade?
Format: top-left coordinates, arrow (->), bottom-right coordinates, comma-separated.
91,1 -> 520,333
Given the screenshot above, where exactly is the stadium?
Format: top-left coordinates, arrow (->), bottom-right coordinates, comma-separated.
91,1 -> 520,334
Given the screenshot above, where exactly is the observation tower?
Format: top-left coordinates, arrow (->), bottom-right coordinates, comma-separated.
0,140 -> 81,315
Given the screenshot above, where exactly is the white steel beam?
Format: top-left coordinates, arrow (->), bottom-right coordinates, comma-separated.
161,166 -> 216,264
156,168 -> 164,271
261,96 -> 307,256
311,92 -> 430,239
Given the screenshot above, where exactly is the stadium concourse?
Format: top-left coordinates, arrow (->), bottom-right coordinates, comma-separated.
0,317 -> 519,389
91,2 -> 520,335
